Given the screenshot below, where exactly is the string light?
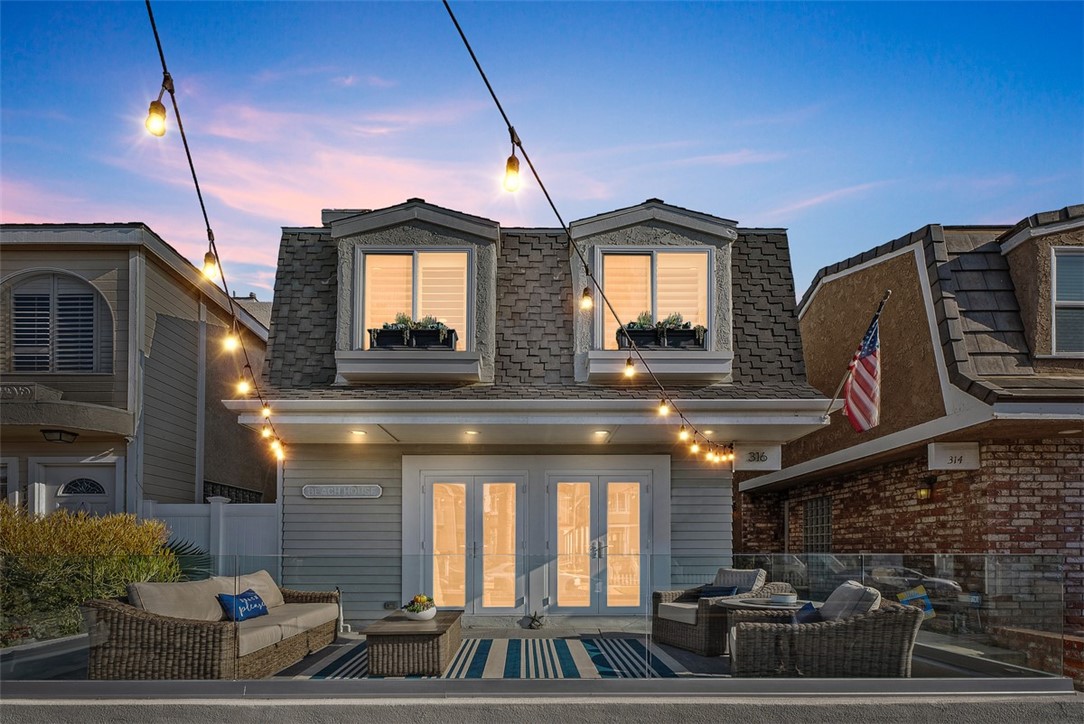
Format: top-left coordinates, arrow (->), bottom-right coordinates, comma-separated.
503,152 -> 520,192
223,330 -> 240,352
580,287 -> 593,310
144,0 -> 283,463
690,441 -> 700,454
624,357 -> 635,378
658,400 -> 670,416
678,424 -> 689,441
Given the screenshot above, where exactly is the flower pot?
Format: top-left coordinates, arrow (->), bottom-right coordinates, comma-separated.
658,328 -> 704,349
410,328 -> 457,349
403,606 -> 437,621
616,328 -> 659,349
368,328 -> 409,348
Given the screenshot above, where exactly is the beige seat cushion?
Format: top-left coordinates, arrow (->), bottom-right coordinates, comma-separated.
658,601 -> 699,626
235,619 -> 284,657
258,603 -> 339,640
127,578 -> 225,621
212,570 -> 285,608
712,568 -> 766,594
818,580 -> 881,621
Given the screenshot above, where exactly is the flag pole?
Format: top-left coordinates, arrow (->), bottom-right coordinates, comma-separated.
821,289 -> 892,421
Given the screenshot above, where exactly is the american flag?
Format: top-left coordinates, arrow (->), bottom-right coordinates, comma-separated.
842,316 -> 881,432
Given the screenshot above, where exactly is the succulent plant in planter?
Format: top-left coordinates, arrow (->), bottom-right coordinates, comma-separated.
409,315 -> 457,349
368,312 -> 412,348
617,311 -> 659,349
657,312 -> 707,349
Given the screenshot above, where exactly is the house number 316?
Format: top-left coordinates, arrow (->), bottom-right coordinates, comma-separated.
747,451 -> 768,463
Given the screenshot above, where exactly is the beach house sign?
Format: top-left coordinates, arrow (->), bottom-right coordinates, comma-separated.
301,484 -> 383,499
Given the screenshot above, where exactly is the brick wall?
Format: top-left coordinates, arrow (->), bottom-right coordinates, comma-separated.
737,435 -> 1083,685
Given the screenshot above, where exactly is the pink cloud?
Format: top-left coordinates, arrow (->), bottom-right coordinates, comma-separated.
767,181 -> 893,217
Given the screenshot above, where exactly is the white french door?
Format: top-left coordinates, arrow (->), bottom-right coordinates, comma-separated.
423,475 -> 525,614
547,474 -> 649,614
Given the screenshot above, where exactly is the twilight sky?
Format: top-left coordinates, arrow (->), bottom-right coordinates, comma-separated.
2,1 -> 1081,300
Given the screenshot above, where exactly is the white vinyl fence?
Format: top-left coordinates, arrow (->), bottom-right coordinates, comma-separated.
141,496 -> 280,579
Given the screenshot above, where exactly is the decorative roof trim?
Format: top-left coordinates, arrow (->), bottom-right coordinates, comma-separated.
570,200 -> 738,242
329,199 -> 500,244
999,214 -> 1084,255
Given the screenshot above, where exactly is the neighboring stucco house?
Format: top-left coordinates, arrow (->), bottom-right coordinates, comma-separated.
738,205 -> 1083,682
0,223 -> 276,513
225,197 -> 830,624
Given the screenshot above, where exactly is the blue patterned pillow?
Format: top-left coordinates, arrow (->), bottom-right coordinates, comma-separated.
217,588 -> 268,622
791,601 -> 822,624
699,585 -> 738,599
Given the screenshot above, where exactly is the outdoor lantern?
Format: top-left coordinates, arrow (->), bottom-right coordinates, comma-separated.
41,429 -> 78,444
916,476 -> 936,501
145,99 -> 167,136
503,153 -> 521,192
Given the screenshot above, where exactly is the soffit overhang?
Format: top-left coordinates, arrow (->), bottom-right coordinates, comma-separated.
225,397 -> 831,447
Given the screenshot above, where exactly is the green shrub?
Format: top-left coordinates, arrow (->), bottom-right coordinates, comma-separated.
0,503 -> 181,645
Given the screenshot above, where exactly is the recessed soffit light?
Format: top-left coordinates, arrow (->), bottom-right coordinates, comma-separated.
351,430 -> 367,436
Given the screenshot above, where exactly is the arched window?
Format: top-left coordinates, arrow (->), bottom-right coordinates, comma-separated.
5,273 -> 112,373
59,477 -> 107,495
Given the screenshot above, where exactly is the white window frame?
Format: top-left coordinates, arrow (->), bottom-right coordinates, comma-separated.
1051,246 -> 1084,357
0,458 -> 20,506
354,246 -> 475,351
8,272 -> 108,374
592,246 -> 714,350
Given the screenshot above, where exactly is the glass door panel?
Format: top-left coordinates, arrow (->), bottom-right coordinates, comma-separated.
605,481 -> 641,608
431,482 -> 466,608
556,481 -> 592,608
481,482 -> 517,608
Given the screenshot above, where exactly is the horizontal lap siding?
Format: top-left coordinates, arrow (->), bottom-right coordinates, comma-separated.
670,459 -> 733,585
141,264 -> 198,503
282,445 -> 402,622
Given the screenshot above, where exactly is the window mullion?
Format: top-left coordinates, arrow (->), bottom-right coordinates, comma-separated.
412,251 -> 420,319
650,250 -> 658,322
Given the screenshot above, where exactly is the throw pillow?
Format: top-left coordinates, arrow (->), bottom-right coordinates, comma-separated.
698,585 -> 739,599
217,588 -> 269,622
791,601 -> 822,625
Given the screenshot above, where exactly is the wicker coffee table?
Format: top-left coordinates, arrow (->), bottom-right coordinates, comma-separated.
362,609 -> 463,676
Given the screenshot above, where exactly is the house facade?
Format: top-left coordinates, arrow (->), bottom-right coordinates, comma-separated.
738,205 -> 1084,682
227,198 -> 829,623
0,223 -> 276,514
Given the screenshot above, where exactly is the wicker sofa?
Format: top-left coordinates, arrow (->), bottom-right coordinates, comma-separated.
729,587 -> 924,677
652,568 -> 793,656
82,570 -> 339,680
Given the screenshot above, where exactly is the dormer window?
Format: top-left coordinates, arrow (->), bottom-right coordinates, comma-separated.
598,249 -> 711,349
1053,248 -> 1083,354
361,250 -> 470,350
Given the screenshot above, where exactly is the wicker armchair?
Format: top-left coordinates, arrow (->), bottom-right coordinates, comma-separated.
730,600 -> 924,677
82,587 -> 339,680
651,568 -> 792,656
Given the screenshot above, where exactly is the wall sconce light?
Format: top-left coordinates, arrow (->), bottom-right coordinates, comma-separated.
916,476 -> 936,501
41,429 -> 79,444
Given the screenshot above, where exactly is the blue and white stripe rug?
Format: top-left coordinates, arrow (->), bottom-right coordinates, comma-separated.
303,637 -> 685,679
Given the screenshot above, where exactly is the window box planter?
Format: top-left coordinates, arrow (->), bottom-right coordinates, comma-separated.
411,328 -> 458,350
616,328 -> 660,349
659,328 -> 705,349
369,328 -> 410,348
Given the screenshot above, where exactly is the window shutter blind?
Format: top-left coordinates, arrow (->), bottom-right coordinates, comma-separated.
12,293 -> 51,371
56,293 -> 96,371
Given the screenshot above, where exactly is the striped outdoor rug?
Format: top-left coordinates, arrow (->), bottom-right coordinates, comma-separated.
306,637 -> 685,679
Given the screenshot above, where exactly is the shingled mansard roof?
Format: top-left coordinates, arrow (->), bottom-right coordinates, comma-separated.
263,203 -> 821,402
798,204 -> 1084,405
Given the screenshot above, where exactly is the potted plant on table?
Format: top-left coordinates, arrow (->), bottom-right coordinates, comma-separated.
617,311 -> 659,349
402,593 -> 437,620
656,312 -> 707,349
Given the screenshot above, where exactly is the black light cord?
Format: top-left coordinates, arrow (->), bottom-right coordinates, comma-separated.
144,0 -> 279,447
441,1 -> 729,458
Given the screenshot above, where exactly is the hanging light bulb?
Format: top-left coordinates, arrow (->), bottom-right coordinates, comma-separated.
678,425 -> 689,441
624,357 -> 635,378
274,446 -> 286,461
580,287 -> 593,310
223,332 -> 240,352
503,153 -> 520,192
658,400 -> 670,416
261,424 -> 272,439
145,99 -> 167,137
690,441 -> 700,454
270,438 -> 282,452
202,250 -> 219,279
236,378 -> 251,395
261,405 -> 272,418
